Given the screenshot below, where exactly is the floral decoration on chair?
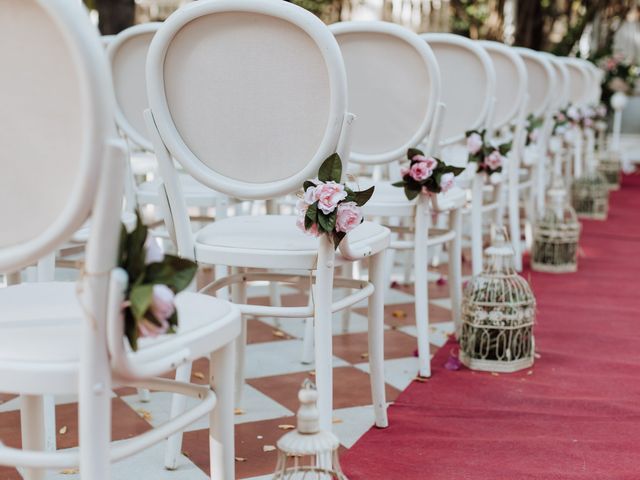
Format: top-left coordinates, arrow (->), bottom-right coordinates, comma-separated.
596,53 -> 638,106
465,129 -> 511,177
392,148 -> 464,200
119,212 -> 198,350
297,153 -> 374,248
525,114 -> 544,146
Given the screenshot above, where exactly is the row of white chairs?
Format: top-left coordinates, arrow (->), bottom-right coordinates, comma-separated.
0,0 -> 605,479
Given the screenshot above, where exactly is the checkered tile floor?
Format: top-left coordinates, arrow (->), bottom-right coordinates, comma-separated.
0,259 -> 471,480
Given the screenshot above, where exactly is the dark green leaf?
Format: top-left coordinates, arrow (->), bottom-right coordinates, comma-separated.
332,230 -> 347,249
392,181 -> 406,188
145,255 -> 197,292
404,185 -> 420,200
124,309 -> 138,351
129,284 -> 153,321
305,203 -> 318,231
407,148 -> 424,160
317,211 -> 336,233
352,186 -> 375,207
318,153 -> 342,182
499,141 -> 512,156
303,180 -> 316,191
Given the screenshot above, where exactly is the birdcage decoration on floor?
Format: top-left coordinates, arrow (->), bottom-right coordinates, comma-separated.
571,171 -> 609,220
273,380 -> 347,480
459,232 -> 536,373
597,151 -> 622,190
532,184 -> 581,273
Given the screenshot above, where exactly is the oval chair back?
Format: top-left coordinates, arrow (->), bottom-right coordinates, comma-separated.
107,23 -> 161,152
561,57 -> 592,107
329,21 -> 441,164
0,0 -> 124,275
544,53 -> 571,111
420,33 -> 495,146
145,0 -> 349,201
514,47 -> 556,119
478,40 -> 528,132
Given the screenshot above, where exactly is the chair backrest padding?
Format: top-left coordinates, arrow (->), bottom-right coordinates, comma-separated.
146,0 -> 348,199
420,33 -> 495,145
108,23 -> 160,151
562,58 -> 591,107
514,47 -> 556,117
0,0 -> 116,272
330,22 -> 440,164
478,40 -> 527,130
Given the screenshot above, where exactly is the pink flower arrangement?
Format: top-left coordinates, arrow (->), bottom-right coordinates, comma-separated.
298,153 -> 374,247
465,129 -> 510,176
393,148 -> 464,200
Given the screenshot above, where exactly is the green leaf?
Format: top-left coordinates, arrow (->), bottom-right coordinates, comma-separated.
499,141 -> 512,156
317,211 -> 336,233
304,203 -> 318,231
124,309 -> 139,351
392,181 -> 405,188
332,230 -> 347,249
145,255 -> 197,292
352,186 -> 375,206
129,284 -> 153,321
407,148 -> 424,160
303,180 -> 316,191
404,185 -> 420,200
318,153 -> 342,182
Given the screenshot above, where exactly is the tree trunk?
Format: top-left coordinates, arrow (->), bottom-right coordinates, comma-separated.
514,0 -> 545,50
95,0 -> 135,35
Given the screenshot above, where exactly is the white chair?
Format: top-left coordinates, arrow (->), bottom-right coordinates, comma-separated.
420,33 -> 496,278
143,0 -> 391,468
514,47 -> 556,225
478,40 -> 529,271
106,22 -> 232,224
328,21 -> 464,378
0,2 -> 240,480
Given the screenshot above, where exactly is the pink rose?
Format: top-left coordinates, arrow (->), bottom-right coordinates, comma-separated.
296,212 -> 320,237
335,202 -> 363,233
485,150 -> 503,170
440,172 -> 455,193
412,155 -> 437,170
144,234 -> 164,265
303,185 -> 316,205
314,181 -> 347,214
149,284 -> 176,322
138,316 -> 170,338
466,132 -> 483,154
409,162 -> 432,181
556,113 -> 566,122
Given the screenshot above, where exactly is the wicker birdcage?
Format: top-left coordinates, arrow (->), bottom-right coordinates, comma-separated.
459,233 -> 536,373
598,151 -> 622,190
571,171 -> 609,220
532,185 -> 581,273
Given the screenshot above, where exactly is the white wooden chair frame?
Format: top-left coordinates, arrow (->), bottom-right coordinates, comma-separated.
143,0 -> 390,469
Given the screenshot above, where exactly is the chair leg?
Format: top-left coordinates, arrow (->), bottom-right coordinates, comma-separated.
470,173 -> 484,277
367,252 -> 388,428
268,281 -> 282,329
449,208 -> 463,338
414,195 -> 431,378
231,271 -> 247,408
164,362 -> 193,470
210,341 -> 236,480
20,395 -> 47,480
313,237 -> 336,431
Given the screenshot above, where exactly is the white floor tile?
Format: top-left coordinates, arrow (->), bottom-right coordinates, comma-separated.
331,405 -> 377,448
355,356 -> 421,391
397,320 -> 454,347
245,339 -> 349,379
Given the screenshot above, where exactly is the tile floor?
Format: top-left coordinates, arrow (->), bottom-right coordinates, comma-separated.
0,258 -> 471,480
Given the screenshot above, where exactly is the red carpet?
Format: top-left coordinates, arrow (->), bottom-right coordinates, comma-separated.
342,172 -> 640,480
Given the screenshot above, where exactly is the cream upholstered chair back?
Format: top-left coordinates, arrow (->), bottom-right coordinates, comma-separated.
145,0 -> 349,200
544,53 -> 571,110
478,40 -> 528,130
420,33 -> 495,145
514,47 -> 556,118
108,23 -> 160,152
0,0 -> 123,274
561,58 -> 592,107
330,21 -> 440,164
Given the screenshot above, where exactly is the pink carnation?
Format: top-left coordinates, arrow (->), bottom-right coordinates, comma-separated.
335,202 -> 363,233
314,181 -> 347,214
485,150 -> 503,170
440,172 -> 455,193
409,161 -> 432,181
466,132 -> 483,154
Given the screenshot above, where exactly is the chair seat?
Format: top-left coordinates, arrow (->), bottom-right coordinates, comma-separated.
0,282 -> 238,394
194,215 -> 389,269
362,180 -> 466,216
137,174 -> 228,207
